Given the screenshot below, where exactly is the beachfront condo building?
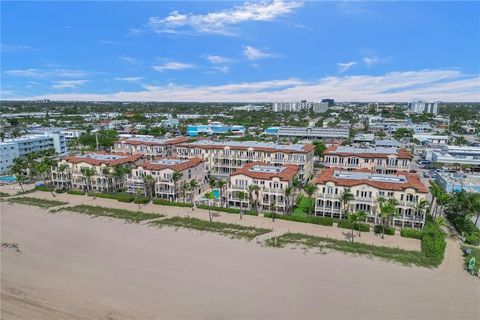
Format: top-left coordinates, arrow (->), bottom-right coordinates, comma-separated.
313,168 -> 428,228
323,146 -> 412,174
127,158 -> 206,201
112,136 -> 190,161
51,152 -> 143,192
175,140 -> 314,181
226,162 -> 300,213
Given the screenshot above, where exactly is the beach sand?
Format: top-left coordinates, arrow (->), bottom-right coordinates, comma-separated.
1,202 -> 479,320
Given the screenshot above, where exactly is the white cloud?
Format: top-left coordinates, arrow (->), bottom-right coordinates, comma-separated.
363,56 -> 379,66
152,62 -> 195,72
118,56 -> 138,64
148,0 -> 303,35
0,43 -> 35,53
126,28 -> 143,36
213,66 -> 230,73
51,80 -> 88,89
15,70 -> 480,102
244,46 -> 274,60
114,77 -> 143,81
206,55 -> 232,64
338,61 -> 357,73
4,68 -> 86,78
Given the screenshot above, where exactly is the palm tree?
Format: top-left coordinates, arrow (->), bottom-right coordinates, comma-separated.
205,191 -> 215,222
247,184 -> 260,212
101,167 -> 112,193
284,186 -> 293,214
356,211 -> 367,237
10,158 -> 27,193
171,171 -> 183,202
113,165 -> 126,192
189,179 -> 199,206
216,179 -> 227,207
135,188 -> 144,209
377,197 -> 397,239
237,191 -> 247,211
347,212 -> 359,243
58,163 -> 70,191
143,174 -> 156,199
415,199 -> 428,221
291,176 -> 301,209
80,167 -> 96,195
181,183 -> 190,203
36,158 -> 56,197
435,191 -> 451,218
340,188 -> 354,220
303,183 -> 316,217
270,196 -> 277,222
429,182 -> 442,216
465,193 -> 480,225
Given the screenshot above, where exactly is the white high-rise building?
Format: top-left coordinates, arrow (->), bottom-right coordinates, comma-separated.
409,101 -> 439,115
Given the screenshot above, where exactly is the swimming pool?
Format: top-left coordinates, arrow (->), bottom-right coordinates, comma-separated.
213,189 -> 220,200
0,175 -> 17,183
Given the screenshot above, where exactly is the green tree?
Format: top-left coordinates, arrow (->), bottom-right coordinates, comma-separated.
205,191 -> 215,222
80,167 -> 96,195
303,183 -> 316,217
347,212 -> 359,243
340,188 -> 354,220
247,184 -> 260,212
171,172 -> 183,202
143,174 -> 156,199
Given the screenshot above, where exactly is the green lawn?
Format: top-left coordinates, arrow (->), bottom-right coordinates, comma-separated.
150,216 -> 272,240
7,196 -> 68,208
58,204 -> 163,223
265,233 -> 438,268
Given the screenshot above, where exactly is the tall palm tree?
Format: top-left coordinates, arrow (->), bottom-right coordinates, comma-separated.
189,179 -> 199,206
347,212 -> 359,243
171,171 -> 183,202
284,186 -> 293,214
216,179 -> 227,207
247,184 -> 260,212
113,165 -> 126,192
143,174 -> 156,199
270,196 -> 277,222
36,158 -> 56,197
303,183 -> 316,217
181,182 -> 190,203
356,211 -> 367,237
340,188 -> 354,220
58,163 -> 70,191
237,191 -> 247,211
291,176 -> 301,209
10,158 -> 27,193
80,167 -> 96,195
465,193 -> 480,225
435,191 -> 451,218
205,191 -> 215,222
101,167 -> 112,193
377,197 -> 397,239
429,182 -> 442,216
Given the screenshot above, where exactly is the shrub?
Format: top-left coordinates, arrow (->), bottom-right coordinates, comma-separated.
93,192 -> 134,203
264,212 -> 333,226
448,215 -> 480,246
374,225 -> 395,235
153,198 -> 191,207
337,220 -> 370,232
133,196 -> 150,204
421,222 -> 446,266
67,190 -> 85,195
465,233 -> 480,246
35,185 -> 51,192
55,189 -> 67,194
400,228 -> 423,240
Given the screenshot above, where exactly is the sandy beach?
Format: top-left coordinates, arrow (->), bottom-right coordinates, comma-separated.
1,201 -> 479,320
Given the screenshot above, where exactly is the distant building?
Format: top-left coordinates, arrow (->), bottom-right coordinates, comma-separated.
112,136 -> 190,161
353,133 -> 375,144
413,133 -> 449,145
409,101 -> 440,115
436,172 -> 480,193
323,146 -> 412,174
374,139 -> 401,148
186,123 -> 245,137
321,99 -> 335,107
272,100 -> 328,113
431,145 -> 480,168
0,132 -> 68,174
264,127 -> 349,140
312,102 -> 329,113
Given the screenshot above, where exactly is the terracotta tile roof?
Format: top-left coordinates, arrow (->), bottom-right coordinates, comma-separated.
64,151 -> 143,167
177,140 -> 314,154
137,157 -> 204,172
324,145 -> 412,160
230,162 -> 299,182
114,137 -> 190,147
313,168 -> 428,193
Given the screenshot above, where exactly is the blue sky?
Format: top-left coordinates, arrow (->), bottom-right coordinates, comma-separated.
1,1 -> 479,102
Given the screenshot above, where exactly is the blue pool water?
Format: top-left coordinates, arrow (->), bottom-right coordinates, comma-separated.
0,175 -> 17,183
213,189 -> 220,200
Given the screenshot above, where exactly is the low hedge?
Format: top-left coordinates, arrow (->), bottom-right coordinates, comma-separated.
35,185 -> 51,192
400,228 -> 423,240
196,205 -> 258,216
448,214 -> 480,246
93,192 -> 134,203
263,212 -> 334,226
153,198 -> 191,207
133,196 -> 150,204
465,233 -> 480,246
336,220 -> 370,232
374,225 -> 395,236
55,189 -> 67,194
67,190 -> 85,195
